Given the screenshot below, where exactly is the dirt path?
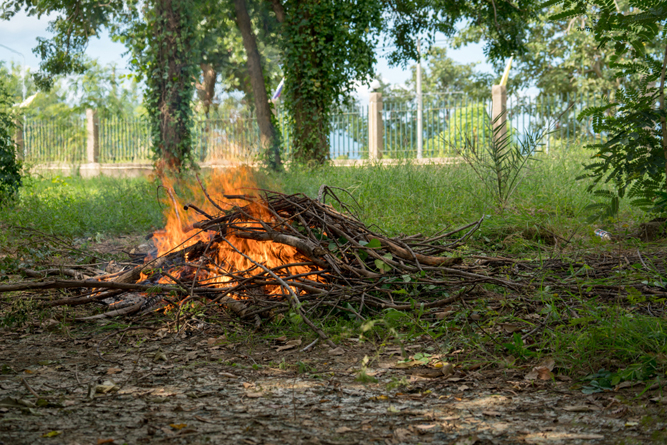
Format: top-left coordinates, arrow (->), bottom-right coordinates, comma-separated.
1,326 -> 664,445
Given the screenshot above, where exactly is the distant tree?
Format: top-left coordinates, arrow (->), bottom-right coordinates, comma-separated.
546,0 -> 667,216
0,77 -> 22,205
2,0 -> 202,170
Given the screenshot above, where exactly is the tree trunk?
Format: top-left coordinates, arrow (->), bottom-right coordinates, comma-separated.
146,0 -> 198,170
234,0 -> 282,170
281,0 -> 330,165
660,42 -> 667,194
268,0 -> 286,23
196,63 -> 217,117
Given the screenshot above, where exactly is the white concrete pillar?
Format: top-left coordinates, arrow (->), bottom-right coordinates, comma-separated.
369,92 -> 383,160
492,85 -> 507,144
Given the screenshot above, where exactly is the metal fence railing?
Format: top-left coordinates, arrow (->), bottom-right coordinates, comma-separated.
19,94 -> 606,164
23,117 -> 86,163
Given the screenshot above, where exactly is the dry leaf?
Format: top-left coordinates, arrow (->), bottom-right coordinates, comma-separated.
524,366 -> 553,381
245,392 -> 264,398
335,427 -> 353,434
97,439 -> 114,444
42,431 -> 62,438
106,368 -> 122,375
328,347 -> 345,356
242,382 -> 254,389
276,338 -> 302,352
562,405 -> 599,412
500,323 -> 522,333
275,335 -> 287,342
95,381 -> 118,394
394,428 -> 411,440
170,423 -> 187,430
482,410 -> 501,417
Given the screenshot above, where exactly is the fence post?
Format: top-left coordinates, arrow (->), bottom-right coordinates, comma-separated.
82,109 -> 100,177
491,85 -> 507,144
369,92 -> 383,160
14,119 -> 24,160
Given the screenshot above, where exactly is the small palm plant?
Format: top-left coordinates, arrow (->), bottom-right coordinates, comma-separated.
444,110 -> 548,211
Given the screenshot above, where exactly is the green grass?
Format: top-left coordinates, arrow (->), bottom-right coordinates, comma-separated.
1,152 -> 665,385
0,173 -> 163,238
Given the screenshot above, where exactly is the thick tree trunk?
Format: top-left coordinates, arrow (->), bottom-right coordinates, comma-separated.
268,0 -> 286,23
148,0 -> 197,170
281,0 -> 330,165
234,0 -> 282,169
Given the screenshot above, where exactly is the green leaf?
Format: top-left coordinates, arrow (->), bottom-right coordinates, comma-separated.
367,238 -> 382,249
375,259 -> 392,273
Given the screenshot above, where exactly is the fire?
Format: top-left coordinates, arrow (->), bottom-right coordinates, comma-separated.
143,166 -> 322,297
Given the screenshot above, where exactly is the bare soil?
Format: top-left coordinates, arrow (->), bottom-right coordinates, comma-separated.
1,324 -> 665,445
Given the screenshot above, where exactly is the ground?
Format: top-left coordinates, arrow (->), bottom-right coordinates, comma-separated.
1,324 -> 665,445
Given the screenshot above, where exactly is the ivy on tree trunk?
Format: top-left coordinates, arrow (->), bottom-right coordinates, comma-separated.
143,0 -> 200,170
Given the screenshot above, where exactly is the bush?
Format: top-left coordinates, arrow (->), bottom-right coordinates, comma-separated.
0,77 -> 22,205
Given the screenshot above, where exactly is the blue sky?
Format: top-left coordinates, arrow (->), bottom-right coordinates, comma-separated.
0,10 -> 495,98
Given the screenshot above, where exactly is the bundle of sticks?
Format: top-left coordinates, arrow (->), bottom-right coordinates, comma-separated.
1,185 -> 521,344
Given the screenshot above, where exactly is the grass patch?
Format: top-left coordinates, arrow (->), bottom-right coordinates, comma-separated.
0,174 -> 163,237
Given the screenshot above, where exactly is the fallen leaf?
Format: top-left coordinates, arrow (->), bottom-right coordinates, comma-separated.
414,424 -> 437,430
435,311 -> 452,320
153,350 -> 168,362
500,323 -> 522,333
95,380 -> 118,394
42,431 -> 62,438
335,427 -> 353,434
328,347 -> 345,356
562,405 -> 599,412
275,335 -> 287,342
482,410 -> 502,417
170,423 -> 187,430
276,338 -> 302,352
394,428 -> 411,440
457,385 -> 470,391
245,392 -> 264,398
97,439 -> 114,444
242,382 -> 254,389
387,405 -> 400,413
538,357 -> 556,371
106,368 -> 122,375
524,366 -> 553,381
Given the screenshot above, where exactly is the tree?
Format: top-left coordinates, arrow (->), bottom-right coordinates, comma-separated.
0,76 -> 22,205
547,0 -> 667,216
1,0 -> 202,170
270,0 -> 535,165
234,0 -> 282,169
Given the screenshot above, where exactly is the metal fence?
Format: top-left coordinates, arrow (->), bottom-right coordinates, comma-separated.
23,117 -> 87,163
19,93 -> 604,164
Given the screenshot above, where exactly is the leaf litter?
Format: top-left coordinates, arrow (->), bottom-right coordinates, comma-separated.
1,326 -> 665,444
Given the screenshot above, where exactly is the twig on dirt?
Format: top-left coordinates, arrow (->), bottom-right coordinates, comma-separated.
21,377 -> 41,399
301,338 -> 319,352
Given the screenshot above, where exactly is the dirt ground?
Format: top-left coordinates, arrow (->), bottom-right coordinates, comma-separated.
1,324 -> 666,445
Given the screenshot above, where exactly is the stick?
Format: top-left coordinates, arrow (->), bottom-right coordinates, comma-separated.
219,235 -> 336,348
21,378 -> 40,399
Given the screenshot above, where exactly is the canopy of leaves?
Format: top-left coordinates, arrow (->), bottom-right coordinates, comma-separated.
0,76 -> 22,205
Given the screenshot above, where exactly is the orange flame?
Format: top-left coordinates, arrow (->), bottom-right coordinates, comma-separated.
144,166 -> 322,297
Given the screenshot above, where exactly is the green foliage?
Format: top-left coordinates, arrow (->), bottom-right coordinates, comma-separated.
0,77 -> 22,205
545,0 -> 667,217
0,175 -> 163,237
281,0 -> 382,165
446,111 -> 546,210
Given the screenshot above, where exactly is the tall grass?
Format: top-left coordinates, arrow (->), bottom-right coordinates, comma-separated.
0,174 -> 163,238
0,150 -> 646,244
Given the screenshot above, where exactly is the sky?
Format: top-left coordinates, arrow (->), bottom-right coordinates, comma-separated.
0,10 -> 496,101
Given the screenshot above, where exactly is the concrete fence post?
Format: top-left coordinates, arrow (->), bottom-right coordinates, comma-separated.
14,119 -> 24,160
491,85 -> 507,144
82,109 -> 101,177
368,92 -> 383,160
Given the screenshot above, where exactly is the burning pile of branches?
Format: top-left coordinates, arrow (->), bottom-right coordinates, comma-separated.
1,170 -> 519,344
